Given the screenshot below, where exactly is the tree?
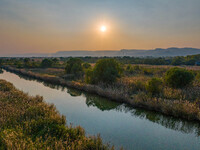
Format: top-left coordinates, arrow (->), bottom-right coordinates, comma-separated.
85,68 -> 94,83
164,67 -> 194,88
171,57 -> 185,66
146,78 -> 163,96
0,59 -> 3,66
23,58 -> 32,68
65,58 -> 83,77
82,62 -> 91,69
86,58 -> 123,84
14,61 -> 23,68
185,58 -> 196,65
52,58 -> 59,63
41,59 -> 53,68
195,73 -> 200,82
52,58 -> 59,66
24,58 -> 30,63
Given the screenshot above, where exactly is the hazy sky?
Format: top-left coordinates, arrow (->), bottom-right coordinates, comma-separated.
0,0 -> 200,55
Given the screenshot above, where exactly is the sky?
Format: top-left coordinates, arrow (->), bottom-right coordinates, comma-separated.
0,0 -> 200,55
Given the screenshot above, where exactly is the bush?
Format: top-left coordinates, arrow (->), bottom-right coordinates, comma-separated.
85,68 -> 94,83
65,58 -> 83,77
82,62 -> 91,69
146,78 -> 163,96
86,59 -> 123,84
41,59 -> 53,68
164,67 -> 194,88
142,68 -> 153,75
171,56 -> 185,66
0,59 -> 3,66
196,73 -> 200,81
126,65 -> 141,75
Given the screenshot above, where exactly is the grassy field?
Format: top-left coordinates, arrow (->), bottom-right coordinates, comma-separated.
0,79 -> 113,150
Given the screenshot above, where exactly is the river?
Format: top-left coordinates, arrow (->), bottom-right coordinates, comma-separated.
0,69 -> 200,150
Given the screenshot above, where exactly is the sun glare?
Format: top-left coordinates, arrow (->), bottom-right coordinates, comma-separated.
100,26 -> 107,32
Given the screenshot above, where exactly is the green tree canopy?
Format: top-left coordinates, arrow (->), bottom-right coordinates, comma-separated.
164,67 -> 194,88
171,57 -> 185,66
82,62 -> 91,69
65,58 -> 83,76
41,59 -> 53,68
86,58 -> 123,84
146,78 -> 163,96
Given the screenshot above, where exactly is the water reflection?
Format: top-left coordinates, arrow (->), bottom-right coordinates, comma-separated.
84,93 -> 120,111
117,105 -> 200,136
66,88 -> 121,111
4,69 -> 200,137
67,88 -> 82,97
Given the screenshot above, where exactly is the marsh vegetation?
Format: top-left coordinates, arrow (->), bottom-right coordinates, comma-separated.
1,56 -> 200,121
0,79 -> 114,149
0,69 -> 200,149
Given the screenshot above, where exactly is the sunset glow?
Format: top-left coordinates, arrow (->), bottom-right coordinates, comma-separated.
0,0 -> 200,56
100,26 -> 107,32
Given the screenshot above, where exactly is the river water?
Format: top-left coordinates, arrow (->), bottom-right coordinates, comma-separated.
0,69 -> 200,150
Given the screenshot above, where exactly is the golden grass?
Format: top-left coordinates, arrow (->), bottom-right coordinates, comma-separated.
0,79 -> 113,150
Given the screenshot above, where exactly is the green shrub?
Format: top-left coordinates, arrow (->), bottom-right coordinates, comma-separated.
126,65 -> 141,75
164,67 -> 194,88
126,65 -> 134,74
41,59 -> 53,68
85,68 -> 95,83
146,78 -> 163,96
196,73 -> 200,81
142,68 -> 153,75
82,62 -> 91,69
86,59 -> 123,84
171,57 -> 185,66
65,58 -> 83,77
134,80 -> 146,91
0,59 -> 3,66
126,64 -> 131,71
0,69 -> 3,74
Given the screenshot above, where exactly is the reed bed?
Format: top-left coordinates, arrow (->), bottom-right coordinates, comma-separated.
0,79 -> 113,150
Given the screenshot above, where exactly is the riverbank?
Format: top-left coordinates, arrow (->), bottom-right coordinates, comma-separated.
3,66 -> 200,121
0,79 -> 112,149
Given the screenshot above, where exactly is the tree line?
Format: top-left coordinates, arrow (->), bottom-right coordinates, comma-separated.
1,53 -> 200,67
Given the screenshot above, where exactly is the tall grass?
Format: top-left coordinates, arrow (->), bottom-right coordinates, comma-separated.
0,79 -> 113,150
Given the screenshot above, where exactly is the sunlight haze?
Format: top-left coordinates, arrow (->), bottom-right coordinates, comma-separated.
0,0 -> 200,55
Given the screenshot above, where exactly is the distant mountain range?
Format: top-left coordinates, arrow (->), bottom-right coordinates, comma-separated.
2,47 -> 200,57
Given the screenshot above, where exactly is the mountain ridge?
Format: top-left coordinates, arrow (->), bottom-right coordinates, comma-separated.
2,47 -> 200,57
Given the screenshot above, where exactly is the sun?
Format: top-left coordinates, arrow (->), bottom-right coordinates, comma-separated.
100,25 -> 107,32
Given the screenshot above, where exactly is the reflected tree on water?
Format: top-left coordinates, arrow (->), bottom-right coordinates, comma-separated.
67,88 -> 82,97
84,93 -> 121,111
117,105 -> 200,136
